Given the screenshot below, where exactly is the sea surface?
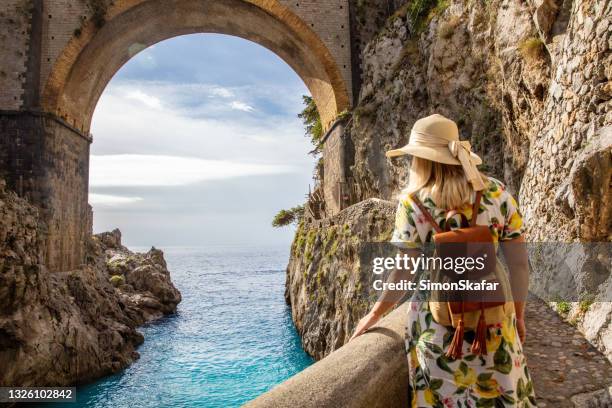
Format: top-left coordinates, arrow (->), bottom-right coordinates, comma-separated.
49,246 -> 313,408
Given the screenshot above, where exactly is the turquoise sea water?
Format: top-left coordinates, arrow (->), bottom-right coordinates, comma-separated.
49,246 -> 313,407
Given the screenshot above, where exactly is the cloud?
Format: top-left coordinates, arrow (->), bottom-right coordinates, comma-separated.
90,83 -> 315,170
89,154 -> 296,187
88,34 -> 315,245
89,193 -> 143,206
126,89 -> 162,109
209,86 -> 233,98
230,101 -> 255,112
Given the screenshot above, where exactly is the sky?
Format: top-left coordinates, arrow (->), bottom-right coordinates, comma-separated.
89,34 -> 316,247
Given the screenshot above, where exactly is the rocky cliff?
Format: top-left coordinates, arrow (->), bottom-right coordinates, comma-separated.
288,0 -> 611,360
285,199 -> 395,359
0,181 -> 181,386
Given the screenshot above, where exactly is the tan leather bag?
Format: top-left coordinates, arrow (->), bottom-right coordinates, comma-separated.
410,191 -> 513,359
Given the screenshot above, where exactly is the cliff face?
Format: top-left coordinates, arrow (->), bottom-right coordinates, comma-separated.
288,0 -> 611,359
350,0 -> 610,225
0,182 -> 181,386
285,199 -> 395,359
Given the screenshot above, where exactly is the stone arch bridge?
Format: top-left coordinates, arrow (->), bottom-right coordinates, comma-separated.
0,0 -> 359,271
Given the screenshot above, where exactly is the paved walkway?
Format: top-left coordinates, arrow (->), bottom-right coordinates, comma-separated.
524,297 -> 611,407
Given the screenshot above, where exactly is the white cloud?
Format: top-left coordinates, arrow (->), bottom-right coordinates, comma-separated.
246,135 -> 276,143
209,87 -> 234,98
89,154 -> 296,187
90,84 -> 314,169
89,193 -> 143,206
230,101 -> 255,112
126,90 -> 162,109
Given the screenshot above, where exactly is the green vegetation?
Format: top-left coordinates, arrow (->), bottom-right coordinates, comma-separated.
316,265 -> 327,287
391,38 -> 420,75
518,36 -> 545,63
271,205 -> 304,228
298,95 -> 323,155
579,295 -> 595,314
377,226 -> 395,242
556,301 -> 571,315
303,228 -> 318,266
353,101 -> 378,120
393,0 -> 450,33
356,280 -> 363,293
336,110 -> 351,121
295,221 -> 358,291
437,15 -> 461,39
293,221 -> 307,253
109,274 -> 125,287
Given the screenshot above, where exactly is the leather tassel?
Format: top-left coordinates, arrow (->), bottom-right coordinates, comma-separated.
446,318 -> 465,360
471,308 -> 488,356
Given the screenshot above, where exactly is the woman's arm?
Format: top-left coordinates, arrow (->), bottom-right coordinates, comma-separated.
500,234 -> 529,342
349,248 -> 420,340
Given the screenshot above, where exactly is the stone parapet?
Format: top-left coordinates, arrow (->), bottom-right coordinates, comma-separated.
246,303 -> 409,408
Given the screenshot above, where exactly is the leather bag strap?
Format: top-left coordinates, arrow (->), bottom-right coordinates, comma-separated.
409,193 -> 443,233
444,210 -> 469,231
470,190 -> 483,227
410,190 -> 483,232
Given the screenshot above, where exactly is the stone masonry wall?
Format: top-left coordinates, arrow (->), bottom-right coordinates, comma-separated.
520,0 -> 611,243
0,112 -> 91,272
0,0 -> 356,271
280,0 -> 353,105
0,0 -> 354,115
322,121 -> 348,216
42,116 -> 91,271
40,0 -> 89,103
0,0 -> 31,109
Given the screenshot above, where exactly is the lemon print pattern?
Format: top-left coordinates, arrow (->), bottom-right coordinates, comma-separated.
405,304 -> 536,407
392,177 -> 536,407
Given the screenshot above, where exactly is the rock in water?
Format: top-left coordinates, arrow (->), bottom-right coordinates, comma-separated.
89,230 -> 182,321
0,185 -> 181,387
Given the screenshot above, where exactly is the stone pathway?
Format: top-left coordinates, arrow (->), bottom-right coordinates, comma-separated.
524,296 -> 612,407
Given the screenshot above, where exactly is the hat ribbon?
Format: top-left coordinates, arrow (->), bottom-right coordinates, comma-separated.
409,131 -> 486,191
448,140 -> 486,191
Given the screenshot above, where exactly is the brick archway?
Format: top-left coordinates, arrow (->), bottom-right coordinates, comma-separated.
42,0 -> 351,133
1,0 -> 353,271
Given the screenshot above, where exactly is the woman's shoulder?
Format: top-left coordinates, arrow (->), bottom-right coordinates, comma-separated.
483,176 -> 511,199
397,189 -> 436,210
484,176 -> 507,191
481,176 -> 520,214
396,189 -> 416,210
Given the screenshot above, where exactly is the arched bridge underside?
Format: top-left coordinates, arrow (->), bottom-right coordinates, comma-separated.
0,0 -> 354,271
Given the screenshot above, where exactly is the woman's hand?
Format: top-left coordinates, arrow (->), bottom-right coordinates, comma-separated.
349,311 -> 382,341
516,316 -> 527,344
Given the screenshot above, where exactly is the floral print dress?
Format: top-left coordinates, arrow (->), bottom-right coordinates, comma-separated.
391,177 -> 537,408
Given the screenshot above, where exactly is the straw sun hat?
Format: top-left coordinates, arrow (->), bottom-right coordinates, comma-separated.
386,113 -> 486,191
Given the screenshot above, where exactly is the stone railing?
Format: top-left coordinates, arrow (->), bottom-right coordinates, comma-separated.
245,304 -> 409,408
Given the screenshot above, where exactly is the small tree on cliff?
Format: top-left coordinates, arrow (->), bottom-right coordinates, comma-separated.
272,205 -> 304,228
271,96 -> 318,228
298,95 -> 323,155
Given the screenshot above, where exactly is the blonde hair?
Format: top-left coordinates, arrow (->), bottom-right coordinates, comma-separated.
405,157 -> 489,209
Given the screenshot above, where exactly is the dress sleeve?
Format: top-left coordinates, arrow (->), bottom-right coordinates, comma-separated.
500,191 -> 524,240
390,196 -> 421,249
